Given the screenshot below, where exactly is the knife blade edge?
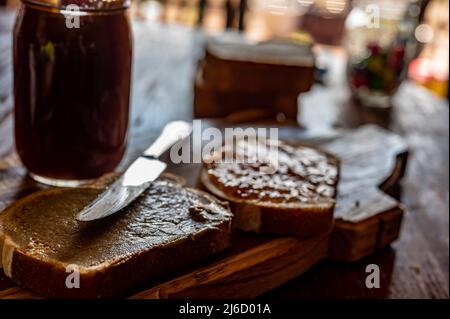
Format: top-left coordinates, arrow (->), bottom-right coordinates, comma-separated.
76,158 -> 167,221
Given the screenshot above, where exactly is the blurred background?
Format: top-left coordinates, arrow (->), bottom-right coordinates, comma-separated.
137,0 -> 446,101
151,0 -> 449,97
98,0 -> 445,99
1,0 -> 448,125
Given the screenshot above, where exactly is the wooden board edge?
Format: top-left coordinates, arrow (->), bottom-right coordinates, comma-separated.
328,147 -> 408,262
0,287 -> 41,299
329,206 -> 404,262
379,151 -> 409,198
130,234 -> 329,299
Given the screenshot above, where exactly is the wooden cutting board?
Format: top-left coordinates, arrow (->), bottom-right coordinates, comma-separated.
0,125 -> 408,299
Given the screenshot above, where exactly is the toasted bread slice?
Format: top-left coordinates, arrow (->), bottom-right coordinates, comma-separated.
0,179 -> 232,298
200,139 -> 339,238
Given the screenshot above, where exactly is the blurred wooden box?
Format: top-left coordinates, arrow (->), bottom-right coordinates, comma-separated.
193,38 -> 315,122
194,68 -> 299,121
202,39 -> 315,93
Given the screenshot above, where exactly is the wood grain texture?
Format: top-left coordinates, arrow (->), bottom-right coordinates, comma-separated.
0,10 -> 448,298
330,207 -> 404,262
0,287 -> 40,299
130,235 -> 329,299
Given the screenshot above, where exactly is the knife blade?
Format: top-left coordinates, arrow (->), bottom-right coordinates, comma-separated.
76,121 -> 192,221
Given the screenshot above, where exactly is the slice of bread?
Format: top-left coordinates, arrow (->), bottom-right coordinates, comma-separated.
0,179 -> 232,298
200,139 -> 339,238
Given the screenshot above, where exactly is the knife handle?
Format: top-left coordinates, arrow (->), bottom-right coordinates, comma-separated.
143,121 -> 192,158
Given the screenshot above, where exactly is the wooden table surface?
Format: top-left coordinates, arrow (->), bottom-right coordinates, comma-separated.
0,8 -> 448,298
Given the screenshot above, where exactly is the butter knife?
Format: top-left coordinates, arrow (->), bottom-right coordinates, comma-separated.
76,121 -> 192,221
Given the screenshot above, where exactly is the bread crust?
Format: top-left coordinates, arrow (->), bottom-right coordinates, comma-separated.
200,169 -> 334,238
3,224 -> 229,298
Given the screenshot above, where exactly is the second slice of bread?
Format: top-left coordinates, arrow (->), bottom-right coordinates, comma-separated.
200,140 -> 339,238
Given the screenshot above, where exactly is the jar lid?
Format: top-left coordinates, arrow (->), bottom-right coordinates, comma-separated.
23,0 -> 130,10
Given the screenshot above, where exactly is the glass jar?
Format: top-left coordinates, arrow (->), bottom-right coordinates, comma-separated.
13,0 -> 132,186
344,0 -> 420,108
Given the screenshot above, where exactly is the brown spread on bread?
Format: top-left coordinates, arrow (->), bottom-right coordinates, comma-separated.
0,179 -> 232,298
